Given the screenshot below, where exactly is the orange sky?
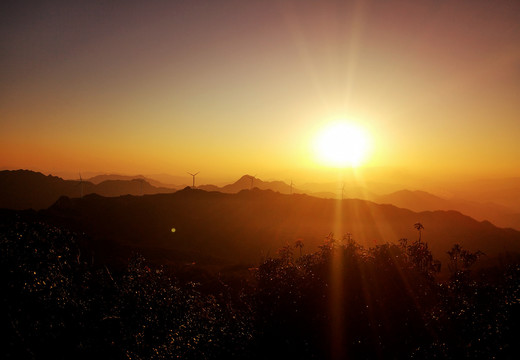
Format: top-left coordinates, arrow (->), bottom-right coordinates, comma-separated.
1,0 -> 519,184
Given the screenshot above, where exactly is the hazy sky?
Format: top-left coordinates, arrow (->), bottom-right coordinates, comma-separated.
1,0 -> 519,183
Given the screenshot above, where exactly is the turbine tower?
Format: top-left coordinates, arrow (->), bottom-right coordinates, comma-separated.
290,179 -> 294,195
79,173 -> 84,198
339,183 -> 345,200
188,171 -> 199,188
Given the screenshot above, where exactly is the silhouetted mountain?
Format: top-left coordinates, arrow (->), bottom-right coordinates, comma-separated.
0,170 -> 176,210
375,189 -> 520,230
197,184 -> 221,192
198,177 -> 520,230
94,179 -> 175,196
376,190 -> 447,210
42,188 -> 520,268
198,175 -> 295,194
87,174 -> 178,189
145,173 -> 193,187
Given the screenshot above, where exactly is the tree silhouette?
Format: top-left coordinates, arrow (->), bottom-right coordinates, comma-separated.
294,239 -> 304,258
447,243 -> 484,278
277,244 -> 293,264
414,222 -> 424,242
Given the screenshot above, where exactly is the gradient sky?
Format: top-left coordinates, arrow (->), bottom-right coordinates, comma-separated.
1,0 -> 519,183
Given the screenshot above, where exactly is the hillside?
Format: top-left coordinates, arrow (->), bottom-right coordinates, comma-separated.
42,188 -> 520,267
198,175 -> 295,194
199,176 -> 379,200
0,170 -> 176,210
375,189 -> 520,230
87,174 -> 178,189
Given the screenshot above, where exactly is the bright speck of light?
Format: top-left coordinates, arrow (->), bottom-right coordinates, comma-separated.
314,121 -> 370,167
171,228 -> 176,233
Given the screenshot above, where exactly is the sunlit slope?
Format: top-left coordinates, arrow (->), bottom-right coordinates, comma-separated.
375,190 -> 520,230
45,188 -> 520,265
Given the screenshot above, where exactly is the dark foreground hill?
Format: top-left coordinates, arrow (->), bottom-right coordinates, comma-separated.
0,170 -> 176,210
42,187 -> 520,267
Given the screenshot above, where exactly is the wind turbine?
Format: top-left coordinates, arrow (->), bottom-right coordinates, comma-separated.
290,179 -> 294,195
339,183 -> 345,200
79,173 -> 84,198
187,171 -> 199,188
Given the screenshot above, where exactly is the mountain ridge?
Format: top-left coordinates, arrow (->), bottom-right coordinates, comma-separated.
0,170 -> 176,210
375,189 -> 520,230
41,187 -> 520,268
87,174 -> 178,189
3,169 -> 520,231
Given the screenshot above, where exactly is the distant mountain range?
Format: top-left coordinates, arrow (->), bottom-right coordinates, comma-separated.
198,175 -> 295,194
2,169 -> 520,231
37,188 -> 520,269
86,174 -> 177,189
2,170 -> 520,270
203,176 -> 520,231
0,170 -> 176,210
373,190 -> 520,231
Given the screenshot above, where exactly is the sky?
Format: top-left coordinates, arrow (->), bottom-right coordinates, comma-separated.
1,0 -> 519,184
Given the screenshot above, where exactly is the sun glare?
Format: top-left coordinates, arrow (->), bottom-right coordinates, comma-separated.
314,122 -> 370,167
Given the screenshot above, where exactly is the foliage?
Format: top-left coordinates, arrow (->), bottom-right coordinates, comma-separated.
447,243 -> 484,279
1,218 -> 519,359
416,261 -> 520,359
0,218 -> 252,359
399,238 -> 442,279
252,234 -> 440,359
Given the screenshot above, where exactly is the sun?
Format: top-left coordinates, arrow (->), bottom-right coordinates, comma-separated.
313,122 -> 370,167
